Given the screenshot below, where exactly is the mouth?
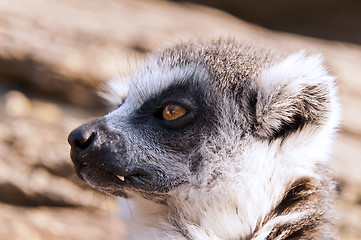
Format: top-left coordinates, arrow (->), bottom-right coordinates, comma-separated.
71,153 -> 178,195
116,175 -> 125,181
112,169 -> 152,186
75,161 -> 156,193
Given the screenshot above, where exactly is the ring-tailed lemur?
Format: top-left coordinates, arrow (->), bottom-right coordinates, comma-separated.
68,39 -> 340,240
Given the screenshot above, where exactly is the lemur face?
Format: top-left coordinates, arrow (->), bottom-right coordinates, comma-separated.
68,40 -> 337,205
68,62 -> 226,198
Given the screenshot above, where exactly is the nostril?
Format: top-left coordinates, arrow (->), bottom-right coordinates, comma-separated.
68,128 -> 96,152
74,132 -> 95,150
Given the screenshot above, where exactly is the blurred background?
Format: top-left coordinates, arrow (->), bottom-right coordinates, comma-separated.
0,0 -> 361,239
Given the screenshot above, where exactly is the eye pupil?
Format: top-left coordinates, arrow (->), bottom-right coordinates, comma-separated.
162,104 -> 187,121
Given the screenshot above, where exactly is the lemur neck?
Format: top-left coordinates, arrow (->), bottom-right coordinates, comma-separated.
128,169 -> 336,240
166,175 -> 336,240
166,190 -> 261,239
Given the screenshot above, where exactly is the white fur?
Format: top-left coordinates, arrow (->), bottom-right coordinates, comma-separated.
256,51 -> 339,138
126,60 -> 206,108
260,51 -> 327,91
100,77 -> 130,108
252,212 -> 304,240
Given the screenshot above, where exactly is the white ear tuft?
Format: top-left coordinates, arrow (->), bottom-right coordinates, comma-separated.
98,77 -> 130,108
256,51 -> 336,138
260,50 -> 329,90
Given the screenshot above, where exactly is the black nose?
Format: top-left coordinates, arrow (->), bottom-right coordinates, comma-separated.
68,127 -> 96,153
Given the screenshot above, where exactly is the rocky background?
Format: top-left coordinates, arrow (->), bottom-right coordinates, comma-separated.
0,0 -> 361,239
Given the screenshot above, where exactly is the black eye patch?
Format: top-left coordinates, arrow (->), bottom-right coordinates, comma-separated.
133,82 -> 199,129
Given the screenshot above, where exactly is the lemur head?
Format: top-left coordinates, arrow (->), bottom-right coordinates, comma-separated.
68,39 -> 339,237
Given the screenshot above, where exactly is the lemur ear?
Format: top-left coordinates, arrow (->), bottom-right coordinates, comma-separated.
255,51 -> 336,138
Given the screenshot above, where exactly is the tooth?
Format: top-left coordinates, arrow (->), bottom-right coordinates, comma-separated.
116,175 -> 125,181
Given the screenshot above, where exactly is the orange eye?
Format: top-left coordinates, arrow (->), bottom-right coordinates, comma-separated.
162,104 -> 187,121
